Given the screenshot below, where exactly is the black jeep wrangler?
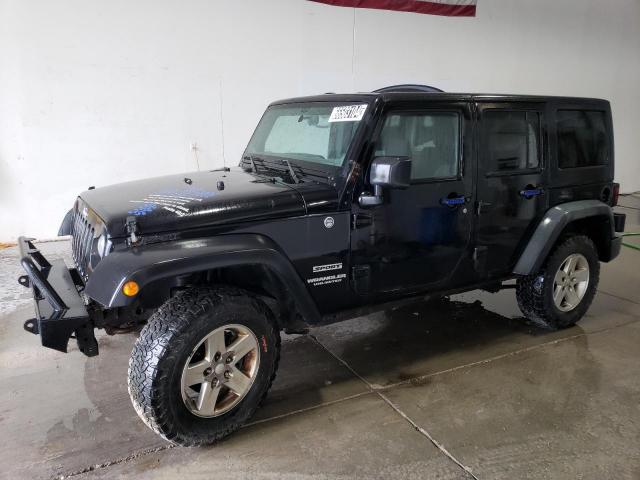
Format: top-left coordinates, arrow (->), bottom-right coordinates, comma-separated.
18,85 -> 626,446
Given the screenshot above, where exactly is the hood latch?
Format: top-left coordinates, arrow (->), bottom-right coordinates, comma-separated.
126,216 -> 141,246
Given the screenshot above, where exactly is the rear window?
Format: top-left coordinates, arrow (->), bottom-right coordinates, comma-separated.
557,110 -> 608,168
483,110 -> 541,174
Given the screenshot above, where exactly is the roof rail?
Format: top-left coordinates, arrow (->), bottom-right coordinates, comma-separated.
373,84 -> 444,93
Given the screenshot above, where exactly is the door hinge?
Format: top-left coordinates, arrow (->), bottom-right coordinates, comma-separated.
476,200 -> 492,215
473,246 -> 488,272
351,264 -> 371,295
352,213 -> 373,229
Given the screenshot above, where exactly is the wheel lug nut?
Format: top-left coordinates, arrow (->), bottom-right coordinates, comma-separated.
225,356 -> 233,364
203,367 -> 212,376
224,371 -> 231,379
214,352 -> 221,362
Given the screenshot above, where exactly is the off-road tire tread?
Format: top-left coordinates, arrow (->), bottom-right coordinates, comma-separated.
128,286 -> 280,446
516,235 -> 599,330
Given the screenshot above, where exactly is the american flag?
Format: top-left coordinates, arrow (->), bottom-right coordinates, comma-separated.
309,0 -> 477,16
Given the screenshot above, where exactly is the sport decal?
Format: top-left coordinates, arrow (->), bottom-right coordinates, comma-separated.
312,263 -> 343,273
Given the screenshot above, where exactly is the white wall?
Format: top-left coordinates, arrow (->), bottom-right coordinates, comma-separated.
1,0 -> 639,241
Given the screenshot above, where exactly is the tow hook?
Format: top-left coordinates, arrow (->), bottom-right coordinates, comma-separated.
24,319 -> 39,335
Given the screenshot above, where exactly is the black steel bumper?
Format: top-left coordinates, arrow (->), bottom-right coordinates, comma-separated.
609,212 -> 626,261
610,234 -> 623,260
17,236 -> 98,356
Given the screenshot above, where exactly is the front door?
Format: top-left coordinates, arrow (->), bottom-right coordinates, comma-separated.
474,102 -> 548,278
351,102 -> 474,296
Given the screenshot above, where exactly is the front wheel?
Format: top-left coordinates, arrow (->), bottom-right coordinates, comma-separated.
128,286 -> 280,446
516,235 -> 600,330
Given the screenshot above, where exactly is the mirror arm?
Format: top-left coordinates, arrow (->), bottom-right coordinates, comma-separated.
358,185 -> 384,208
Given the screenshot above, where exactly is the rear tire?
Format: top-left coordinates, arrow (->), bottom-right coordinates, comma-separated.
516,235 -> 599,330
128,286 -> 280,446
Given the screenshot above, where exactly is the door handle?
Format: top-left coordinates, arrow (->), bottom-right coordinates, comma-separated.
440,195 -> 467,207
519,185 -> 544,199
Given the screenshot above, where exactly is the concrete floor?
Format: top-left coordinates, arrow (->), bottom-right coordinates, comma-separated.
1,195 -> 639,480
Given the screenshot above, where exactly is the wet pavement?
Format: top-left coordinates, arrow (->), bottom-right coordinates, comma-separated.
0,195 -> 639,479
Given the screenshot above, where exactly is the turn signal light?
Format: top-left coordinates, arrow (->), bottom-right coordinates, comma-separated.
122,281 -> 140,297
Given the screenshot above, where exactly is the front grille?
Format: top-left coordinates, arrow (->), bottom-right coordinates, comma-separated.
71,203 -> 96,280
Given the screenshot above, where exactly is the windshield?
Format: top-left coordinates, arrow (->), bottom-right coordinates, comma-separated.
244,102 -> 368,168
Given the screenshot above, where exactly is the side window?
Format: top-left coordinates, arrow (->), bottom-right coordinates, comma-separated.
483,111 -> 540,174
557,110 -> 608,168
376,112 -> 460,180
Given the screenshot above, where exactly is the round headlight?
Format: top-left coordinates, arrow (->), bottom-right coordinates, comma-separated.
96,234 -> 108,258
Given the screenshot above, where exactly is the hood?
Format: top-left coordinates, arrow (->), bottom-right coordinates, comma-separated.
79,167 -> 337,237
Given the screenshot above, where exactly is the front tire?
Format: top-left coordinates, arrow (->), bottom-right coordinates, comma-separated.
128,286 -> 280,446
516,235 -> 599,330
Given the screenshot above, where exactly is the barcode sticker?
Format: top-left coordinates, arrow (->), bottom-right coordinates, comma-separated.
328,104 -> 367,122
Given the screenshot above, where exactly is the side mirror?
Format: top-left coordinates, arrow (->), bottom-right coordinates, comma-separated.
359,156 -> 412,208
370,156 -> 412,188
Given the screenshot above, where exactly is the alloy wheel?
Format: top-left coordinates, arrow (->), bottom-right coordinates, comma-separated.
552,253 -> 590,312
181,324 -> 260,417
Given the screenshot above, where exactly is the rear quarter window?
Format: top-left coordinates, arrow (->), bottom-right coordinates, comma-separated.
557,110 -> 609,168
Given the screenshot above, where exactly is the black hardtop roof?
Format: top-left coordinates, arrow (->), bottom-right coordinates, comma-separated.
270,92 -> 610,107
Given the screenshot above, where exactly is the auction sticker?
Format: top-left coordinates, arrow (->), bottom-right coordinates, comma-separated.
329,104 -> 367,123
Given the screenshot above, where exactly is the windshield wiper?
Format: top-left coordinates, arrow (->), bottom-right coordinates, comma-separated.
245,155 -> 302,184
243,155 -> 259,173
281,158 -> 301,184
284,161 -> 336,184
244,154 -> 332,184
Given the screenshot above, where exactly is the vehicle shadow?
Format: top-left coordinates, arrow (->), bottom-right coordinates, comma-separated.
311,294 -> 585,388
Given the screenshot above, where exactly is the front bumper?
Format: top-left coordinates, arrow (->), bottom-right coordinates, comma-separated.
17,237 -> 98,356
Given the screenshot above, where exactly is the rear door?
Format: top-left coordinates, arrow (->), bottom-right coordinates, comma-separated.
474,102 -> 549,278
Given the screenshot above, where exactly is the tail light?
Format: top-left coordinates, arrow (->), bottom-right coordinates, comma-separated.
612,182 -> 620,206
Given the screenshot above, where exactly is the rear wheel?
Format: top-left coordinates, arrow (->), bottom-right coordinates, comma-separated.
516,235 -> 599,329
128,286 -> 280,446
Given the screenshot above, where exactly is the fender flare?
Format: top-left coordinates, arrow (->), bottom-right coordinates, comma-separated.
58,209 -> 74,236
84,233 -> 321,323
513,200 -> 615,276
